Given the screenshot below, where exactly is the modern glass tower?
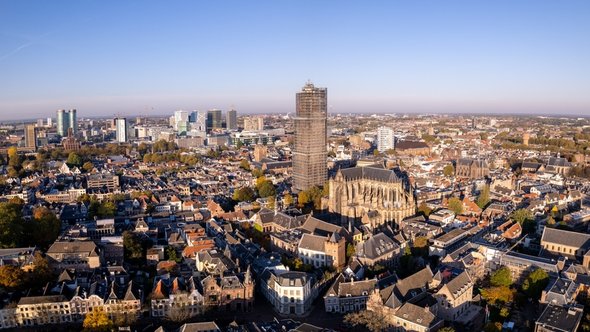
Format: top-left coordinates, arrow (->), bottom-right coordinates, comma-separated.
56,109 -> 77,136
292,82 -> 327,191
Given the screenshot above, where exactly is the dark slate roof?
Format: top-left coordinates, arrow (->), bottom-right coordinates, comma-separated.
356,233 -> 399,260
339,165 -> 401,183
395,266 -> 433,301
536,304 -> 582,332
541,228 -> 590,249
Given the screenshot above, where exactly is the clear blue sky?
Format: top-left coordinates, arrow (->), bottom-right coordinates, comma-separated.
1,1 -> 589,120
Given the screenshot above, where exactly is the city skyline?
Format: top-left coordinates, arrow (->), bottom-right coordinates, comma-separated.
1,1 -> 590,120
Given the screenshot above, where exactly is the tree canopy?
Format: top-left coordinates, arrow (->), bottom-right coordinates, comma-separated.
83,308 -> 114,332
522,268 -> 549,299
448,197 -> 463,215
477,185 -> 491,209
443,164 -> 454,177
0,201 -> 24,248
491,267 -> 513,287
233,187 -> 256,202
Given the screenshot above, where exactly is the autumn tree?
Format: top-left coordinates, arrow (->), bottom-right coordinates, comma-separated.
83,308 -> 113,332
443,164 -> 455,177
27,252 -> 54,289
67,152 -> 83,167
483,322 -> 503,332
239,159 -> 251,171
0,265 -> 24,290
448,197 -> 463,215
283,193 -> 294,206
346,243 -> 356,259
344,309 -> 389,332
297,191 -> 311,207
480,286 -> 515,306
7,147 -> 22,177
439,328 -> 456,332
418,202 -> 432,217
82,161 -> 95,173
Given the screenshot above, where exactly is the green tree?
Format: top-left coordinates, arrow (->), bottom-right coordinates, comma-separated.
511,208 -> 533,225
233,187 -> 255,202
443,164 -> 455,177
511,208 -> 535,233
123,231 -> 147,262
66,152 -> 83,167
165,246 -> 181,263
491,266 -> 513,287
448,197 -> 463,215
258,180 -> 276,198
0,201 -> 24,248
477,185 -> 491,209
522,268 -> 549,299
83,308 -> 114,332
25,207 -> 62,250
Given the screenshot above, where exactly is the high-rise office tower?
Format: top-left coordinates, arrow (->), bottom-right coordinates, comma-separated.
226,109 -> 237,130
174,110 -> 189,135
56,109 -> 77,136
377,126 -> 395,152
115,118 -> 128,143
69,109 -> 77,135
24,124 -> 37,150
47,117 -> 53,127
293,82 -> 327,191
207,109 -> 222,131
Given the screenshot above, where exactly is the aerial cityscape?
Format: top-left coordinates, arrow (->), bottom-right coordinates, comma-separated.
1,1 -> 590,332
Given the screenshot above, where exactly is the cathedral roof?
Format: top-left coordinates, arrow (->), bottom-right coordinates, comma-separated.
339,165 -> 402,183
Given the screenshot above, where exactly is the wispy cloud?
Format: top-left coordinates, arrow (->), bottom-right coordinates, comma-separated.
0,31 -> 55,63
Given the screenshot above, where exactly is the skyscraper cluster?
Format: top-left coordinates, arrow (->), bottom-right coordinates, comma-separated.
171,109 -> 237,136
293,82 -> 327,191
56,109 -> 77,136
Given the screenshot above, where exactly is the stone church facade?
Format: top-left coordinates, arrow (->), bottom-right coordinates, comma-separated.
455,158 -> 489,179
328,164 -> 416,228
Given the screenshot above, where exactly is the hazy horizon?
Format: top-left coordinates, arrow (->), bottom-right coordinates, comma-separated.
1,1 -> 589,120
